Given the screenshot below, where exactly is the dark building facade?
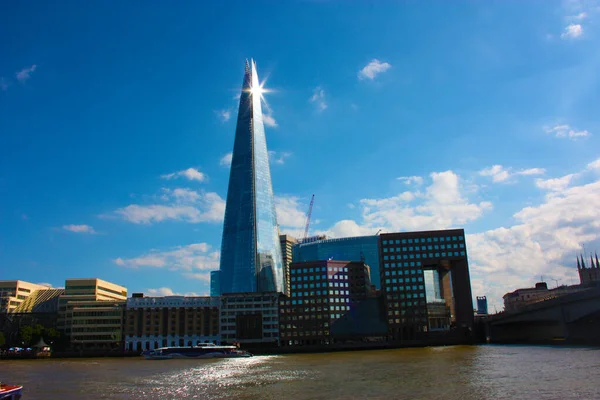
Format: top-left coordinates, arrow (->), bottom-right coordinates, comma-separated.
378,229 -> 473,340
578,254 -> 600,285
279,260 -> 381,346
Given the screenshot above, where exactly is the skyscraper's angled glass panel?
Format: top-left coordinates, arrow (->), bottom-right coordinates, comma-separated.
219,60 -> 284,294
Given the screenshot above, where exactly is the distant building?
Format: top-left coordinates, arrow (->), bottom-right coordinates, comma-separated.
0,280 -> 48,313
279,260 -> 383,346
476,296 -> 488,315
58,278 -> 127,350
578,254 -> 600,285
219,292 -> 281,347
124,295 -> 220,352
279,234 -> 297,295
210,271 -> 221,297
293,235 -> 381,288
502,281 -> 588,313
13,288 -> 64,314
378,229 -> 473,340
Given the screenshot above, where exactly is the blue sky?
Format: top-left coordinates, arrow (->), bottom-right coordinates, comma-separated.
1,1 -> 599,310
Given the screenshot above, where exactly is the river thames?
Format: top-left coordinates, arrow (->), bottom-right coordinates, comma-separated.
2,345 -> 600,399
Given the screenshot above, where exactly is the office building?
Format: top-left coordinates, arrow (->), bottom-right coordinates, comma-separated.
279,260 -> 382,346
279,234 -> 297,295
219,59 -> 284,294
58,278 -> 127,350
378,229 -> 474,340
210,271 -> 221,297
0,280 -> 48,313
476,296 -> 488,315
124,295 -> 220,352
220,292 -> 281,347
293,235 -> 381,288
13,288 -> 64,313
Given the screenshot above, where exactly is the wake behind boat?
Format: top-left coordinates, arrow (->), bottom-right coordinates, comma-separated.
142,343 -> 252,360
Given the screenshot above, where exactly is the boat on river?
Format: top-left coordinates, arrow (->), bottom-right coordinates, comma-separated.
0,383 -> 23,400
142,343 -> 252,360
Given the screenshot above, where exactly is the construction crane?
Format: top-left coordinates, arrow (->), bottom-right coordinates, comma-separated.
303,194 -> 315,240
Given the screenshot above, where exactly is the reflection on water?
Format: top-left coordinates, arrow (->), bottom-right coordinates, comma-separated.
2,346 -> 600,399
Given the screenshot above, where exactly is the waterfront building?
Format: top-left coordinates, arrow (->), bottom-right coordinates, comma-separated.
476,296 -> 488,315
124,295 -> 220,352
219,59 -> 284,294
219,292 -> 280,347
378,229 -> 474,340
578,254 -> 600,285
279,234 -> 297,295
0,280 -> 48,313
502,281 -> 588,313
210,270 -> 221,297
13,288 -> 64,313
293,235 -> 381,288
57,278 -> 127,350
279,260 -> 384,346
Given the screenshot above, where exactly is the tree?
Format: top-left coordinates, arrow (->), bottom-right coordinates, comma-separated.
0,331 -> 5,346
19,326 -> 33,346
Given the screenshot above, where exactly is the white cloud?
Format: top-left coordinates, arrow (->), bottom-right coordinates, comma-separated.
16,65 -> 37,83
263,114 -> 277,127
397,176 -> 424,185
570,12 -> 587,20
62,224 -> 96,234
275,195 -> 308,236
479,165 -> 511,183
145,287 -> 202,297
220,152 -> 233,167
309,87 -> 327,112
215,109 -> 231,122
535,173 -> 577,192
114,189 -> 225,224
268,150 -> 292,165
587,158 -> 600,170
545,124 -> 590,139
160,167 -> 206,182
114,243 -> 220,278
561,23 -> 584,38
479,165 -> 546,183
324,170 -> 491,238
358,59 -> 392,80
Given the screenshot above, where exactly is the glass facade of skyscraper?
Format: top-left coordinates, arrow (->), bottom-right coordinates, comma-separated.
219,60 -> 284,294
293,236 -> 381,288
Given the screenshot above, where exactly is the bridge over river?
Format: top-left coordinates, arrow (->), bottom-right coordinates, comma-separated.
486,283 -> 600,345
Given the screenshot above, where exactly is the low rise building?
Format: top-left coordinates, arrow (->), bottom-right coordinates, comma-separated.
58,278 -> 127,350
220,292 -> 280,348
124,295 -> 220,352
0,280 -> 48,313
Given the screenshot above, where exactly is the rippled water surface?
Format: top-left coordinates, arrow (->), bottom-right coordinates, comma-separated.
2,345 -> 600,399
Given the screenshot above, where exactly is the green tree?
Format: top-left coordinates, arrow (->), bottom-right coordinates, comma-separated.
19,326 -> 33,346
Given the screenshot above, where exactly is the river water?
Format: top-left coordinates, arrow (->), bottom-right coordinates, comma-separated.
2,345 -> 600,399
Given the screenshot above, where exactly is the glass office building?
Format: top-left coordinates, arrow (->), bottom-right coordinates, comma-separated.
219,59 -> 284,294
293,236 -> 381,288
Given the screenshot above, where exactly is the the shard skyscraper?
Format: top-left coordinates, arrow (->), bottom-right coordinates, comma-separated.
219,59 -> 284,294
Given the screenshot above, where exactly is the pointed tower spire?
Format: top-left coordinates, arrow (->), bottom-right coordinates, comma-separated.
577,256 -> 581,270
219,59 -> 284,294
595,252 -> 599,269
592,255 -> 595,270
581,254 -> 586,269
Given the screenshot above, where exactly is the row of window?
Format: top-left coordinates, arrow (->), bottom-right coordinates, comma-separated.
292,266 -> 349,274
291,282 -> 348,290
384,269 -> 422,276
383,243 -> 464,252
383,251 -> 465,261
384,276 -> 423,284
382,236 -> 463,245
291,274 -> 347,282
